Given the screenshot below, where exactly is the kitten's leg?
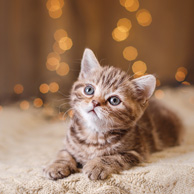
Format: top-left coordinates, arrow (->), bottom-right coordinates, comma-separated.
83,151 -> 142,180
43,149 -> 78,180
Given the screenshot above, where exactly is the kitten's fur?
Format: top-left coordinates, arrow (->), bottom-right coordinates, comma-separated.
44,49 -> 184,180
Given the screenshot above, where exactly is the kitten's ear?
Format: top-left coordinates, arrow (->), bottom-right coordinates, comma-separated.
131,75 -> 156,102
79,48 -> 101,79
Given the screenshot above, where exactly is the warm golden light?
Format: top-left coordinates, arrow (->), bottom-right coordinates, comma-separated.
112,27 -> 129,42
14,84 -> 24,94
0,106 -> 3,112
156,79 -> 161,87
117,18 -> 132,32
175,71 -> 185,82
53,42 -> 65,54
54,29 -> 68,42
39,84 -> 49,94
177,67 -> 188,75
47,52 -> 61,61
48,9 -> 62,19
33,98 -> 43,108
56,62 -> 69,76
123,46 -> 138,61
49,82 -> 59,93
125,0 -> 139,12
136,9 -> 152,26
154,90 -> 164,99
46,57 -> 60,71
20,100 -> 30,110
46,52 -> 60,71
120,0 -> 126,7
58,37 -> 73,51
46,0 -> 64,11
182,81 -> 190,86
132,60 -> 147,75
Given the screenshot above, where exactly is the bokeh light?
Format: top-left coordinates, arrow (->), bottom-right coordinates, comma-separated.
154,89 -> 164,99
46,52 -> 60,71
54,29 -> 68,42
14,84 -> 24,94
112,27 -> 129,42
125,0 -> 139,12
53,41 -> 65,54
182,81 -> 190,86
156,78 -> 161,87
56,62 -> 69,76
123,46 -> 138,61
58,37 -> 73,51
49,82 -> 59,93
136,9 -> 152,26
175,71 -> 185,82
0,106 -> 3,112
39,83 -> 49,94
117,18 -> 132,32
46,0 -> 64,19
132,60 -> 147,75
20,100 -> 30,110
33,98 -> 43,108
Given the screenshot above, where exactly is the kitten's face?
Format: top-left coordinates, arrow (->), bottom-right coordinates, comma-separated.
70,49 -> 156,131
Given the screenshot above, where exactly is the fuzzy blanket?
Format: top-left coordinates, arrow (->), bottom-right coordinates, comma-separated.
0,87 -> 194,194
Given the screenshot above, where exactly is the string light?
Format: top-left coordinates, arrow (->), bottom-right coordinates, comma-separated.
56,62 -> 69,76
53,41 -> 66,54
175,66 -> 188,82
117,18 -> 132,32
132,60 -> 147,75
46,52 -> 61,71
123,46 -> 138,61
14,84 -> 24,94
58,37 -> 73,51
112,27 -> 129,42
46,0 -> 64,19
125,0 -> 139,12
54,29 -> 68,41
136,9 -> 152,26
154,89 -> 164,99
182,81 -> 190,86
49,82 -> 59,93
156,78 -> 161,87
175,71 -> 185,82
39,84 -> 49,94
20,100 -> 30,110
33,98 -> 43,108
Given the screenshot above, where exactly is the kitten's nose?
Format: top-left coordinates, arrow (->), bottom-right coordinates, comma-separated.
92,100 -> 100,107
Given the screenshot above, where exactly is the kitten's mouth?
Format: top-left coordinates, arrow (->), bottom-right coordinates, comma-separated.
88,109 -> 97,115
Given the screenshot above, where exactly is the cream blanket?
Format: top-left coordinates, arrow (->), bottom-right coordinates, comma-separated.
0,88 -> 194,194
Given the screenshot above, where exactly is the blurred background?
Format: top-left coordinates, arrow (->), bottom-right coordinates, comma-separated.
0,0 -> 194,115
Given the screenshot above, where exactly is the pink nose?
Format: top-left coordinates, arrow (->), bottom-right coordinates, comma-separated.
92,100 -> 100,107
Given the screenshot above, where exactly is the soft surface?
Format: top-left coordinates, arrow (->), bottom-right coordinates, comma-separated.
0,87 -> 194,194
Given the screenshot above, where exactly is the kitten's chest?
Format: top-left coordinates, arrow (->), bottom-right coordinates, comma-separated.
65,127 -> 121,164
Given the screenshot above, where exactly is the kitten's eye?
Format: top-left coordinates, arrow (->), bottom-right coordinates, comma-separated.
84,85 -> 95,95
108,96 -> 121,106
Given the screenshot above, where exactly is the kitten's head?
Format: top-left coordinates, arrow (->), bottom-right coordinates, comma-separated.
70,49 -> 156,131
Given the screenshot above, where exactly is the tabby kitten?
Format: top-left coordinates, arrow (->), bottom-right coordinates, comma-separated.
44,49 -> 183,180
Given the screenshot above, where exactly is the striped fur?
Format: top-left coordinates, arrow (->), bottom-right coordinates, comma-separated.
44,49 -> 184,180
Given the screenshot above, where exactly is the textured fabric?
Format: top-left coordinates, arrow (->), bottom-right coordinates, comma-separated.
0,88 -> 194,194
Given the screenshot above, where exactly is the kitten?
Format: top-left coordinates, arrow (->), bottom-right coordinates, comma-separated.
43,48 -> 184,180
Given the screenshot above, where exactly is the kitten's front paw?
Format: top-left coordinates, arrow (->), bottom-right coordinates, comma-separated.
83,158 -> 117,180
43,162 -> 77,180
